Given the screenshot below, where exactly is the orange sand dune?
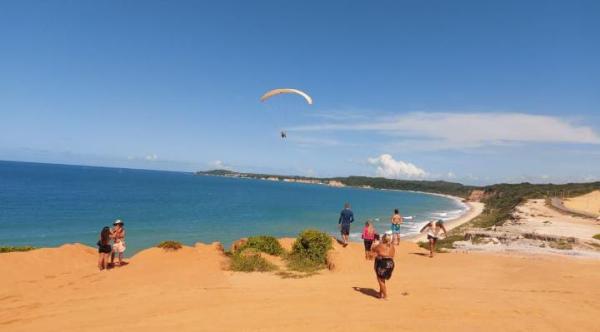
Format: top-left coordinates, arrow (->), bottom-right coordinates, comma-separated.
564,190 -> 600,217
2,240 -> 599,332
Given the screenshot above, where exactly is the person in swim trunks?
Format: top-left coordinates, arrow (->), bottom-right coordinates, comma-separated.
390,209 -> 403,245
338,203 -> 354,247
419,219 -> 447,258
369,233 -> 395,299
97,226 -> 112,270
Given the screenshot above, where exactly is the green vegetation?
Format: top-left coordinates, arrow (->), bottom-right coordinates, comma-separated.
471,182 -> 600,228
230,248 -> 278,272
237,235 -> 284,256
156,240 -> 183,251
593,234 -> 600,241
333,176 -> 474,198
286,229 -> 332,272
0,246 -> 36,253
549,240 -> 573,250
197,170 -> 475,198
418,235 -> 463,252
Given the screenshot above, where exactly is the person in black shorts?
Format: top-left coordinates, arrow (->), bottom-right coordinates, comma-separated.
361,220 -> 376,259
338,203 -> 354,246
97,226 -> 112,270
369,234 -> 395,299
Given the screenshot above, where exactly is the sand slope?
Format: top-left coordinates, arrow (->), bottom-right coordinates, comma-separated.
564,190 -> 600,217
2,240 -> 599,332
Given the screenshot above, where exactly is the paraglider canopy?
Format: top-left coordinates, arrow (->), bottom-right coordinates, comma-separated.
260,88 -> 313,105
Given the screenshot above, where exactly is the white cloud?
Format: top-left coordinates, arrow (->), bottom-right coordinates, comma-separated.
145,154 -> 158,161
367,154 -> 427,179
291,112 -> 600,150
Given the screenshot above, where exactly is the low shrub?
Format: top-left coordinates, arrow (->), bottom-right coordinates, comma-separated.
286,229 -> 332,272
156,240 -> 183,251
549,240 -> 573,250
230,249 -> 277,272
237,236 -> 284,256
418,234 -> 464,252
0,246 -> 35,253
593,234 -> 600,241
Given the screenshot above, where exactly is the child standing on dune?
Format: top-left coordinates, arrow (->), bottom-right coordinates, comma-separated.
97,226 -> 112,270
361,220 -> 376,259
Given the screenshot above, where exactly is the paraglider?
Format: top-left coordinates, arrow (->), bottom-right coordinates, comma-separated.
260,88 -> 313,139
260,88 -> 313,105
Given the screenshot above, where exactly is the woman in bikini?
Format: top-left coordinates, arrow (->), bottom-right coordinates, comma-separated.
369,233 -> 395,300
97,226 -> 112,270
390,209 -> 403,245
110,219 -> 126,266
419,219 -> 447,258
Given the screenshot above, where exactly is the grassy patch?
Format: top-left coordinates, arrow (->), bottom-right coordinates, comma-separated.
156,240 -> 183,251
549,240 -> 573,250
593,234 -> 600,241
230,249 -> 277,272
237,236 -> 284,256
417,234 -> 464,252
0,246 -> 36,253
286,229 -> 332,272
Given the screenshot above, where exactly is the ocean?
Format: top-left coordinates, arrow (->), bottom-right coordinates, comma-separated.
0,160 -> 466,254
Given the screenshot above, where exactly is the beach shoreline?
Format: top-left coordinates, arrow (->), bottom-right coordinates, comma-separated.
405,201 -> 485,242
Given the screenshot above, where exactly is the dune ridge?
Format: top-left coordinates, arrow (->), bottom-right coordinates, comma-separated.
2,238 -> 600,331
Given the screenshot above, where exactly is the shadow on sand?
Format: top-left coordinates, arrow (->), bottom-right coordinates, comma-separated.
352,287 -> 379,299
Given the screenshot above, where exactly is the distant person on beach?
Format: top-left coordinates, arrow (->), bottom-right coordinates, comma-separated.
391,209 -> 403,245
369,233 -> 395,299
338,203 -> 354,246
361,220 -> 376,259
110,219 -> 126,266
97,226 -> 112,270
419,219 -> 447,258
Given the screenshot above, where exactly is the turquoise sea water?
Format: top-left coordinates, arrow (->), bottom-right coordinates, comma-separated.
0,161 -> 466,254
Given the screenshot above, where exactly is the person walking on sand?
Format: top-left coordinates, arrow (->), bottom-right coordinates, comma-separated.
338,203 -> 354,247
391,209 -> 403,245
369,233 -> 395,300
97,226 -> 112,270
419,219 -> 447,258
361,220 -> 376,259
110,219 -> 126,266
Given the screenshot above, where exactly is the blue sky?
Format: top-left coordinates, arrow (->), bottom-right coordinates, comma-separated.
0,0 -> 599,185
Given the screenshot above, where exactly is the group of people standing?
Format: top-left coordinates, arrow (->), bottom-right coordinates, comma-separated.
97,219 -> 127,270
338,203 -> 447,300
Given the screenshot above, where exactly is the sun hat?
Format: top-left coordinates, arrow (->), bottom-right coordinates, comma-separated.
113,219 -> 124,226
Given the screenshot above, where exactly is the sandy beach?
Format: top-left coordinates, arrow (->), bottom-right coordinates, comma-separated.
2,235 -> 599,332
